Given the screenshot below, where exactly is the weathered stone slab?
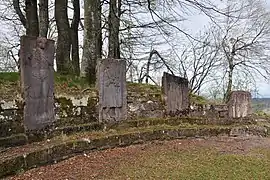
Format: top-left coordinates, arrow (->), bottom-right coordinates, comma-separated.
98,58 -> 127,123
228,91 -> 252,118
20,36 -> 55,130
162,72 -> 189,116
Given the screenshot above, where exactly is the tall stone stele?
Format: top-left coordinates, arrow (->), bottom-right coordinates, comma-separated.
162,72 -> 189,116
20,36 -> 55,130
98,58 -> 127,123
227,91 -> 252,118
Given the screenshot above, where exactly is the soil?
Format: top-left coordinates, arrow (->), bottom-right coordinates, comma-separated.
7,136 -> 270,180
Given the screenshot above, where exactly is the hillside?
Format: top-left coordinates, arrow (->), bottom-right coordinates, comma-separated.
252,98 -> 270,113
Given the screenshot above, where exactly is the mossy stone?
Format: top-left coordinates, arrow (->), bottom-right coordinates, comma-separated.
25,148 -> 50,168
0,134 -> 27,148
0,156 -> 25,177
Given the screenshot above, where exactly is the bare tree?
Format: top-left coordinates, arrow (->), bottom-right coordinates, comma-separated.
215,0 -> 270,101
178,29 -> 221,94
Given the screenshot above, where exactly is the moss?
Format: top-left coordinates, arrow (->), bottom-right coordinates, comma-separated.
71,140 -> 92,153
189,93 -> 209,105
55,97 -> 74,117
1,73 -> 163,101
0,121 -> 25,137
127,82 -> 161,94
0,155 -> 25,178
26,131 -> 47,143
1,123 -> 270,178
87,96 -> 98,111
0,134 -> 27,147
111,117 -> 256,131
54,123 -> 103,136
25,148 -> 50,168
254,111 -> 270,119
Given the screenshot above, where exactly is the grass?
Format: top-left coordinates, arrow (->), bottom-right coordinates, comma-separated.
0,72 -> 162,99
108,147 -> 270,180
190,93 -> 209,105
0,72 -> 93,99
127,81 -> 161,94
0,72 -> 89,86
0,72 -> 19,83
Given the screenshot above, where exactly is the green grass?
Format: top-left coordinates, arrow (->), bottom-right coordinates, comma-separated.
127,82 -> 161,94
190,93 -> 209,105
0,72 -> 19,83
54,73 -> 90,88
0,72 -> 162,94
109,147 -> 270,180
0,72 -> 90,87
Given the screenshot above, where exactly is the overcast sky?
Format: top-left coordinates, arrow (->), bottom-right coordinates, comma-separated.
182,0 -> 270,98
258,0 -> 270,97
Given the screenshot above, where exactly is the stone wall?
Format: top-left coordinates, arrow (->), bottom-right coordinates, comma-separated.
189,104 -> 228,118
127,91 -> 164,119
0,84 -> 164,145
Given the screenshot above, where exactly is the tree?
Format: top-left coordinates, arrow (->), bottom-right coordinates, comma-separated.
25,0 -> 39,36
178,29 -> 221,94
55,0 -> 71,74
39,0 -> 49,37
215,0 -> 270,101
81,0 -> 102,84
13,0 -> 39,36
70,0 -> 80,75
108,0 -> 121,58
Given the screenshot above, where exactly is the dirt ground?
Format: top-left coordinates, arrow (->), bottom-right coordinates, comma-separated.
7,136 -> 270,180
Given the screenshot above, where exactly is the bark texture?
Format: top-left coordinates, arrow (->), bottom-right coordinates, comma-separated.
13,0 -> 26,28
108,0 -> 121,59
25,0 -> 39,36
38,0 -> 49,37
70,0 -> 80,75
81,0 -> 102,84
55,0 -> 71,74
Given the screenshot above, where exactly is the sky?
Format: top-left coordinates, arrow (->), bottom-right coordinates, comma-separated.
180,0 -> 270,98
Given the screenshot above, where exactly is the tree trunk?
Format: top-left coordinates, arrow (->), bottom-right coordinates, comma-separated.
108,0 -> 121,59
70,0 -> 80,75
55,0 -> 71,74
25,0 -> 39,36
38,0 -> 49,37
224,58 -> 234,102
81,0 -> 102,84
96,0 -> 102,60
13,0 -> 27,28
